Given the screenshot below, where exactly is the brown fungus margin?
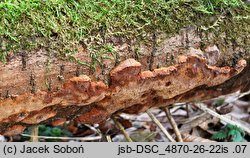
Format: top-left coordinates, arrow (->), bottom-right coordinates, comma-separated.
0,55 -> 247,135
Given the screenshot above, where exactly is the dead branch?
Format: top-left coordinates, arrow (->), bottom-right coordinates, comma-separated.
0,55 -> 249,135
163,107 -> 183,142
146,110 -> 175,142
112,116 -> 133,142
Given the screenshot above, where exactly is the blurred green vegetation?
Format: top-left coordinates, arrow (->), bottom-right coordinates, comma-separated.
23,125 -> 72,142
211,124 -> 245,142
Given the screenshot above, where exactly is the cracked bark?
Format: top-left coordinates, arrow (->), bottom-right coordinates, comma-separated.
0,29 -> 250,135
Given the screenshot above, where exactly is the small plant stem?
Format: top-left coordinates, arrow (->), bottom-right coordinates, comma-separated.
22,134 -> 102,141
146,110 -> 176,142
112,116 -> 133,142
106,135 -> 112,142
30,126 -> 39,142
163,107 -> 183,142
186,104 -> 189,118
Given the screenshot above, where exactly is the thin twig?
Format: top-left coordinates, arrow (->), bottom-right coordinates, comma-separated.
163,107 -> 183,142
237,90 -> 250,99
84,124 -> 103,139
22,134 -> 102,141
186,104 -> 189,118
195,103 -> 250,135
30,126 -> 39,142
106,135 -> 112,142
146,110 -> 176,142
112,116 -> 133,142
223,90 -> 250,103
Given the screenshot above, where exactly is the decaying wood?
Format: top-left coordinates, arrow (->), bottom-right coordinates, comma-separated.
0,53 -> 248,135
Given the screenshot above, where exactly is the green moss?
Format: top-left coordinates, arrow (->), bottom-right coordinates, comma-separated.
0,0 -> 249,68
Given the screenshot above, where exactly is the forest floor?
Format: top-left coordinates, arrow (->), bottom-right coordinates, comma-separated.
1,91 -> 249,142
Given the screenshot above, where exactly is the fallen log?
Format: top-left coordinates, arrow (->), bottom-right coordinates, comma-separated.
0,54 -> 249,135
0,1 -> 250,136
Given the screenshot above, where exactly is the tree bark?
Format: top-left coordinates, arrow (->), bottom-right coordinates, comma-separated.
0,28 -> 250,135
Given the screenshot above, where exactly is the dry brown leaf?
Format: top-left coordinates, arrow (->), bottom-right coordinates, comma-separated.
198,117 -> 220,131
180,113 -> 211,133
216,103 -> 233,114
181,133 -> 216,142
